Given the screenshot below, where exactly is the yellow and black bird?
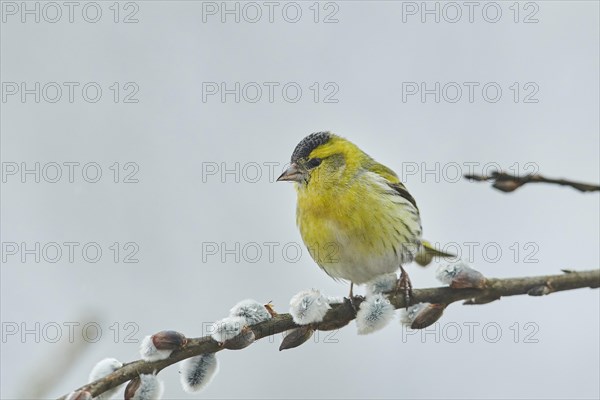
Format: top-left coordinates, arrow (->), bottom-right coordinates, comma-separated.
277,132 -> 446,303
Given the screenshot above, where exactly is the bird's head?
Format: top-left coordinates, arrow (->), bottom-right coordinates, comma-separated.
277,132 -> 367,190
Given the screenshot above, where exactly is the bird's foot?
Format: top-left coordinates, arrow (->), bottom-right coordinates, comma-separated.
396,266 -> 413,310
344,295 -> 365,313
346,283 -> 364,313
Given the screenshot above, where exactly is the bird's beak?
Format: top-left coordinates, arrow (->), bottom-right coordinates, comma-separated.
277,163 -> 304,183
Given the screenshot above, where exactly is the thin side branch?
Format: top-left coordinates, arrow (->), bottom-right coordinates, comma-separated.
464,171 -> 600,193
59,269 -> 600,400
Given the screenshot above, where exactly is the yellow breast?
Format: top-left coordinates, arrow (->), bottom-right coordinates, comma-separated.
296,171 -> 422,283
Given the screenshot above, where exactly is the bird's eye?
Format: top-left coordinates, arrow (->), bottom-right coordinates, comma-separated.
306,158 -> 322,169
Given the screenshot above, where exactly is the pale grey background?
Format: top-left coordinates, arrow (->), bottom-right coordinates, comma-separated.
1,1 -> 599,399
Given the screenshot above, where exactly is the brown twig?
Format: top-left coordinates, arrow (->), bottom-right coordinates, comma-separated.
464,171 -> 600,193
58,269 -> 600,399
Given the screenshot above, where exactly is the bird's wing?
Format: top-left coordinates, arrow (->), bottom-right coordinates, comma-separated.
368,162 -> 418,210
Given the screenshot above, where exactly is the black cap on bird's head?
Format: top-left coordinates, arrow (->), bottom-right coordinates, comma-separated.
290,131 -> 331,164
277,132 -> 332,183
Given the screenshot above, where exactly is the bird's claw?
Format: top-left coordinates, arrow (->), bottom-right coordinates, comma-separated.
345,295 -> 365,313
396,266 -> 413,310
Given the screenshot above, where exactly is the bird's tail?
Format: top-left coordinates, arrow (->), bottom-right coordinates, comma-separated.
414,240 -> 456,267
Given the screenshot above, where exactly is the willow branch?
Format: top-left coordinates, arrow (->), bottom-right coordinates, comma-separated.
464,171 -> 600,193
59,268 -> 599,400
